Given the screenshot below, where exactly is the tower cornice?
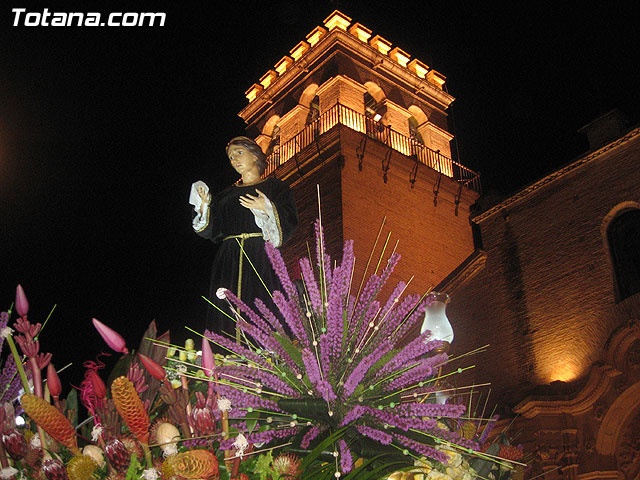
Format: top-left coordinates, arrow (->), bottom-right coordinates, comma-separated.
239,13 -> 454,124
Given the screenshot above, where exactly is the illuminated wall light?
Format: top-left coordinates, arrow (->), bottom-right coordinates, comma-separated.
390,47 -> 410,67
290,41 -> 310,61
548,360 -> 581,383
323,10 -> 352,31
408,59 -> 429,79
259,70 -> 277,89
306,26 -> 327,47
245,83 -> 263,102
427,69 -> 446,90
274,56 -> 294,76
369,35 -> 392,55
348,22 -> 372,42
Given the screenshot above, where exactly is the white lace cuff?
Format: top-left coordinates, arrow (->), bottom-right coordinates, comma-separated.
252,198 -> 281,247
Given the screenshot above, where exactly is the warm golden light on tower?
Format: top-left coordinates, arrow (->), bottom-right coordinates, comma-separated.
369,35 -> 392,55
290,41 -> 310,61
274,56 -> 294,76
408,59 -> 429,79
390,47 -> 411,67
427,70 -> 446,90
259,70 -> 277,89
306,26 -> 327,47
348,23 -> 372,42
245,83 -> 262,102
323,10 -> 351,31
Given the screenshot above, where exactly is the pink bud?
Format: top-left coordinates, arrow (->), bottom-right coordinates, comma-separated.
47,363 -> 62,398
138,353 -> 166,381
91,318 -> 128,354
15,284 -> 29,317
89,371 -> 106,399
201,337 -> 215,378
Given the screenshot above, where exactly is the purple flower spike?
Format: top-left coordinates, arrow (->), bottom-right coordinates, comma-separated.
15,284 -> 29,317
91,318 -> 128,354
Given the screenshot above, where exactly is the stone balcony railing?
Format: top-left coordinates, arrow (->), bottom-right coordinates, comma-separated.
266,103 -> 481,192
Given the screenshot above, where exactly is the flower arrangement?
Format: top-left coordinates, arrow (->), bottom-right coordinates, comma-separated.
0,222 -> 525,479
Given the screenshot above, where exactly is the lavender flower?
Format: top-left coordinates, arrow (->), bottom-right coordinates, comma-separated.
384,354 -> 448,391
339,405 -> 367,426
225,290 -> 274,336
342,339 -> 393,399
219,365 -> 299,397
394,402 -> 466,419
299,258 -> 322,315
393,433 -> 449,463
339,439 -> 353,473
314,380 -> 337,402
301,425 -> 326,449
264,241 -> 298,302
254,298 -> 286,334
383,293 -> 421,336
391,300 -> 428,343
301,348 -> 322,386
204,330 -> 270,369
0,356 -> 23,403
356,425 -> 392,445
215,384 -> 283,413
379,333 -> 443,377
272,291 -> 307,346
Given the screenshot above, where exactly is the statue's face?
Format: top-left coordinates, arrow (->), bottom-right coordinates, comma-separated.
228,145 -> 257,174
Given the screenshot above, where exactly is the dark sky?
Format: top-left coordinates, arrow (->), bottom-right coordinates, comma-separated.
1,2 -> 639,384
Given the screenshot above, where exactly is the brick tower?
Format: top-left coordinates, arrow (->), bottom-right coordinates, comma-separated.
238,10 -> 480,297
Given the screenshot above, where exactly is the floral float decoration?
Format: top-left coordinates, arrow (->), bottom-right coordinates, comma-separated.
0,223 -> 525,479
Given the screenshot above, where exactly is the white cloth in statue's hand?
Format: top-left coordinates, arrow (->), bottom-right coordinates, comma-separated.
190,181 -> 211,232
189,180 -> 210,211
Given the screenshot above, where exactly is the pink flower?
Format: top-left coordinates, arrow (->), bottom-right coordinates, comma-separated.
47,363 -> 61,398
138,353 -> 166,382
91,318 -> 128,354
15,285 -> 29,317
201,337 -> 215,378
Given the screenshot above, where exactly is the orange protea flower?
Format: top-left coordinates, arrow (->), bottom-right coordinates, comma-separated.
20,394 -> 78,453
66,454 -> 98,480
162,450 -> 219,479
110,376 -> 150,444
273,453 -> 302,478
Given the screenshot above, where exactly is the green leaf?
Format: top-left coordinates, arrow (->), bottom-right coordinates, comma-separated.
253,451 -> 275,480
273,332 -> 305,370
470,443 -> 500,476
299,428 -> 347,473
65,388 -> 78,426
124,454 -> 142,480
278,398 -> 333,424
245,410 -> 261,434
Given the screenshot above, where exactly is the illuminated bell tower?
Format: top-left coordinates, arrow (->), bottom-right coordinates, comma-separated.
238,10 -> 481,296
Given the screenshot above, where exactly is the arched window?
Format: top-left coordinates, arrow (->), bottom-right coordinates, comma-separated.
408,116 -> 425,145
607,208 -> 640,301
306,95 -> 320,125
265,125 -> 281,165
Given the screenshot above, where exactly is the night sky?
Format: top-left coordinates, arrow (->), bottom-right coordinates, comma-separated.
1,2 -> 639,384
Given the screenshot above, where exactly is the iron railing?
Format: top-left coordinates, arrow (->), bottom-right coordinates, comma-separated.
266,103 -> 480,192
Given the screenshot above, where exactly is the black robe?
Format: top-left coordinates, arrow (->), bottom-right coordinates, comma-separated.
193,177 -> 297,340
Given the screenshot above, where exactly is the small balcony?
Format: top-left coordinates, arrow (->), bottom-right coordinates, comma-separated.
266,103 -> 481,192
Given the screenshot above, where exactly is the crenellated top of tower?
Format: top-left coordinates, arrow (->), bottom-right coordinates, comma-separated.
239,10 -> 454,126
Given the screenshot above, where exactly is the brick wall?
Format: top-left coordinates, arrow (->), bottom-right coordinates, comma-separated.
448,132 -> 640,406
338,127 -> 478,299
